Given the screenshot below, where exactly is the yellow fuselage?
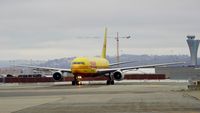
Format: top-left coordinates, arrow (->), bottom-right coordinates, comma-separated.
71,57 -> 109,76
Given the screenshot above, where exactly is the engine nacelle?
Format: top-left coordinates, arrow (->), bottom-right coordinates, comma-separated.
112,71 -> 125,81
53,71 -> 63,81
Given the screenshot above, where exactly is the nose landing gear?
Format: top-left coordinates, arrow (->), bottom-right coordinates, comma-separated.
72,76 -> 82,85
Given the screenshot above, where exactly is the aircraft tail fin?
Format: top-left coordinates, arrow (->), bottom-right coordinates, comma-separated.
101,28 -> 107,59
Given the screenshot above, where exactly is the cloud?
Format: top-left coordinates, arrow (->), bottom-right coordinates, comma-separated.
0,0 -> 200,60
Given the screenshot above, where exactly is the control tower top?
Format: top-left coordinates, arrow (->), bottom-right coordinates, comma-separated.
187,35 -> 195,40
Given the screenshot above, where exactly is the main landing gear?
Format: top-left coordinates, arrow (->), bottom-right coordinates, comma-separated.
106,74 -> 115,85
106,80 -> 114,85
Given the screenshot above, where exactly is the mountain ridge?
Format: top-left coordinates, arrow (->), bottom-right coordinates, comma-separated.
0,54 -> 194,68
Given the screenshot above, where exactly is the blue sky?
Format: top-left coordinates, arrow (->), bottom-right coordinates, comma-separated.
0,0 -> 200,60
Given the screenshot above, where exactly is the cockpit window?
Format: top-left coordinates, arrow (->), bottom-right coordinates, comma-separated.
72,62 -> 85,65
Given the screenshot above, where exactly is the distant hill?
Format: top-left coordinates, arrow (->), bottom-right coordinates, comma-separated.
39,57 -> 75,68
0,60 -> 45,68
38,54 -> 192,68
0,54 -> 197,68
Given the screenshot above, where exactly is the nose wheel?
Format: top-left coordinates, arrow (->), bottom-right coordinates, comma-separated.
72,76 -> 82,85
72,80 -> 82,85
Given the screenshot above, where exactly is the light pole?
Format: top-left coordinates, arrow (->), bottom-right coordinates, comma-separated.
115,32 -> 131,67
116,32 -> 119,67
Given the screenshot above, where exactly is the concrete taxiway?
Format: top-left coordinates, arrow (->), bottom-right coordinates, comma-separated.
0,80 -> 200,113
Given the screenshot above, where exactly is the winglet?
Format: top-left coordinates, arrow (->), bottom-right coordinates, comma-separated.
101,28 -> 107,59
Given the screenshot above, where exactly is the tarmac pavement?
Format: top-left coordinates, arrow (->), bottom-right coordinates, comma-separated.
0,81 -> 200,113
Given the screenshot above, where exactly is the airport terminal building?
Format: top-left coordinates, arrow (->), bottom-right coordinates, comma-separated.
155,66 -> 200,80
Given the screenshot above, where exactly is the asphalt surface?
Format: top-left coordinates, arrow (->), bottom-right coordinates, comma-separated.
0,81 -> 200,113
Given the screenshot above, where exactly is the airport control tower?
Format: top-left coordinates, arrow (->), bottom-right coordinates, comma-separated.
187,35 -> 200,66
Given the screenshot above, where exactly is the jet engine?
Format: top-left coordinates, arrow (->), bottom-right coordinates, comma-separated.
53,71 -> 63,81
112,70 -> 125,81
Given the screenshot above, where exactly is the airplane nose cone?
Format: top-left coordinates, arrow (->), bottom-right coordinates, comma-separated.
71,65 -> 81,73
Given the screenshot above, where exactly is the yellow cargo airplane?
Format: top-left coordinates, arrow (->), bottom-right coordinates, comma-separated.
20,28 -> 184,85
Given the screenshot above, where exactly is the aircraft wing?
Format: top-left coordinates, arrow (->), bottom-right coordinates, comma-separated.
109,60 -> 136,67
16,65 -> 72,73
97,62 -> 185,74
